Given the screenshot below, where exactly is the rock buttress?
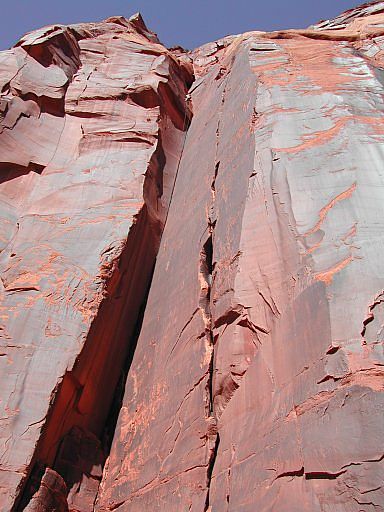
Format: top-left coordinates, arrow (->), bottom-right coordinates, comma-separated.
0,15 -> 193,511
96,3 -> 384,511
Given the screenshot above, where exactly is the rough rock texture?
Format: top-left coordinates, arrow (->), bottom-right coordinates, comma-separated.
0,13 -> 192,511
1,1 -> 384,511
24,469 -> 68,512
97,3 -> 384,512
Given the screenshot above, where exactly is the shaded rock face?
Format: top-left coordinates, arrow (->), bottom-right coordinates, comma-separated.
0,13 -> 193,511
0,2 -> 384,512
24,469 -> 68,512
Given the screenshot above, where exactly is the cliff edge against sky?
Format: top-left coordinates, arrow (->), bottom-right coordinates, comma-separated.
0,2 -> 384,511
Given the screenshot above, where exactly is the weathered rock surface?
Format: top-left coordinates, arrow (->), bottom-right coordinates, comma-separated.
24,469 -> 68,512
96,3 -> 384,512
0,13 -> 192,511
1,1 -> 384,511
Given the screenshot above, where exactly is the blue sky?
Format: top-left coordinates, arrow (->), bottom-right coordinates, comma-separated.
1,0 -> 364,50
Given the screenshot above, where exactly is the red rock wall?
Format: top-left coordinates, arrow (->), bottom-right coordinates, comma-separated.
96,3 -> 384,512
0,15 -> 192,511
1,2 -> 384,511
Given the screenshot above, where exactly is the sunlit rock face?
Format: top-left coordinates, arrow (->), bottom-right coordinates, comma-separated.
1,2 -> 384,511
0,14 -> 193,511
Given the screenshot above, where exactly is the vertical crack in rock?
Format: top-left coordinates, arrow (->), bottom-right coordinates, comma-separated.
162,97 -> 191,231
200,235 -> 214,413
204,431 -> 220,512
203,77 -> 228,511
97,6 -> 384,511
13,177 -> 168,512
199,162 -> 220,512
3,3 -> 384,511
7,32 -> 194,510
200,234 -> 219,512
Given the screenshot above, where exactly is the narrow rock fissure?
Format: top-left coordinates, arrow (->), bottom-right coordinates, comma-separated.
201,235 -> 214,414
14,205 -> 161,512
10,52 -> 195,505
12,103 -> 195,509
203,76 -> 229,511
205,432 -> 220,512
3,5 -> 384,511
98,270 -> 154,458
203,70 -> 232,512
199,231 -> 219,512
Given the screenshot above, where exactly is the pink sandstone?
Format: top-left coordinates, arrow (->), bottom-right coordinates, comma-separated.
0,13 -> 192,511
0,2 -> 384,511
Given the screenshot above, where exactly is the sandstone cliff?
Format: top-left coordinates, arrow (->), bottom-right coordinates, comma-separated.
0,2 -> 384,511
